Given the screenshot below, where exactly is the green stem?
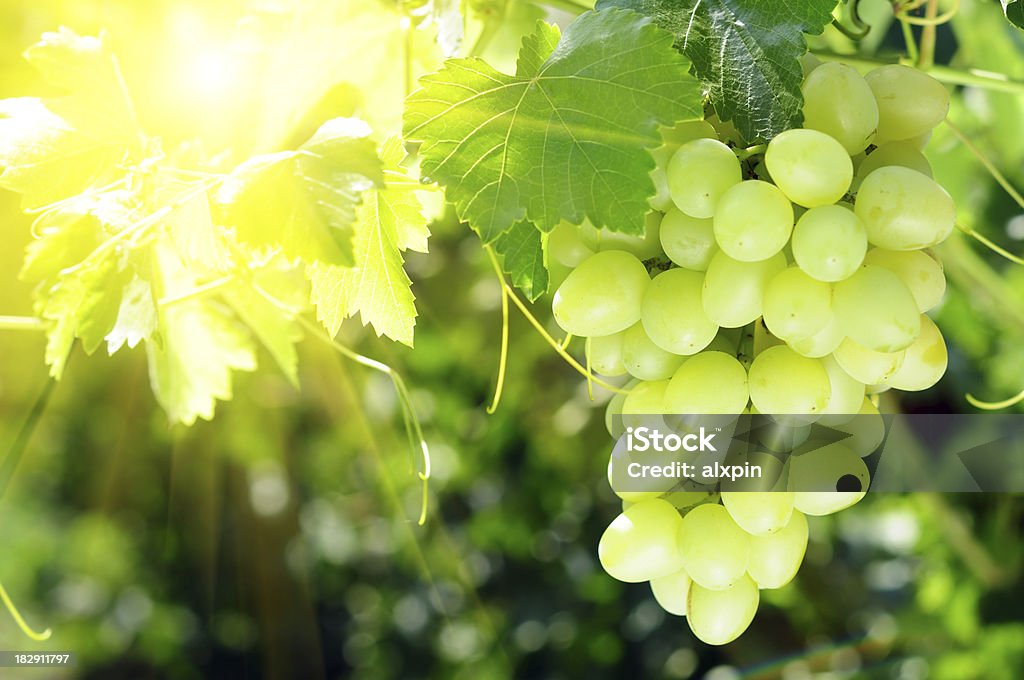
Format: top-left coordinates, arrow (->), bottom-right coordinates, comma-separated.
813,52 -> 1024,96
0,580 -> 51,642
0,316 -> 46,332
918,0 -> 939,69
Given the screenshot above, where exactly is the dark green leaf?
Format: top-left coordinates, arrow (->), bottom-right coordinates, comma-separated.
494,221 -> 548,301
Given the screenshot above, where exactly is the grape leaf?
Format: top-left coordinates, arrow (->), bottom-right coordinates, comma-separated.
598,0 -> 837,142
308,139 -> 431,346
494,221 -> 548,301
218,117 -> 383,268
1002,0 -> 1024,29
403,9 -> 702,243
0,29 -> 140,210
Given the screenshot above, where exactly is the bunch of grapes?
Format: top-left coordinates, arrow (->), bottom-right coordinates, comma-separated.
546,61 -> 953,644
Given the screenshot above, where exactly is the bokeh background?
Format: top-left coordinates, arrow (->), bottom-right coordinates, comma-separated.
0,0 -> 1022,678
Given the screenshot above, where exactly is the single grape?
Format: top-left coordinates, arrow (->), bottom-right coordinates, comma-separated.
713,180 -> 794,261
621,322 -> 687,381
762,266 -> 832,342
852,141 -> 932,191
687,575 -> 759,645
721,491 -> 795,536
820,354 -> 867,417
598,499 -> 685,582
791,443 -> 869,515
889,315 -> 947,391
801,62 -> 879,154
605,388 -> 630,438
667,138 -> 742,218
746,510 -> 809,589
651,569 -> 692,616
765,129 -> 853,207
642,269 -> 719,355
833,265 -> 920,352
548,221 -> 594,267
678,503 -> 750,590
855,166 -> 955,250
650,122 -> 720,211
791,204 -> 867,282
748,346 -> 832,415
833,337 -> 905,385
621,379 -> 670,416
660,208 -> 718,270
789,315 -> 844,358
702,251 -> 787,328
587,332 -> 627,377
826,397 -> 885,455
664,351 -> 749,414
552,250 -> 649,337
582,212 -> 663,261
863,248 -> 945,312
865,64 -> 950,144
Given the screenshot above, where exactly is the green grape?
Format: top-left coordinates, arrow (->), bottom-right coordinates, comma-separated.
746,510 -> 809,589
801,62 -> 879,154
791,204 -> 867,282
852,141 -> 932,191
547,221 -> 594,267
664,351 -> 749,414
863,248 -> 945,312
800,52 -> 823,78
907,130 -> 932,150
833,337 -> 905,385
765,129 -> 853,208
833,265 -> 920,352
650,569 -> 692,616
678,503 -> 750,590
604,388 -> 630,438
667,138 -> 742,218
789,315 -> 844,358
581,211 -> 663,261
855,166 -> 956,250
642,269 -> 719,355
621,322 -> 687,381
762,266 -> 832,342
598,499 -> 685,583
660,120 -> 718,148
687,575 -> 759,645
889,314 -> 947,391
587,332 -> 627,377
650,122 -> 720,212
865,65 -> 950,144
552,250 -> 649,337
609,449 -> 676,502
713,180 -> 794,261
826,397 -> 885,455
721,491 -> 794,536
622,380 -> 670,416
748,346 -> 831,415
821,354 -> 866,417
649,165 -> 674,212
660,208 -> 718,270
702,251 -> 787,328
791,443 -> 869,515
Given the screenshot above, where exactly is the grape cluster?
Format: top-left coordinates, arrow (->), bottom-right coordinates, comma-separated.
547,61 -> 953,644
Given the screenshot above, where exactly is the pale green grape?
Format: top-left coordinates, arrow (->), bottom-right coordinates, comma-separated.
791,443 -> 869,515
833,337 -> 905,385
622,379 -> 670,416
664,351 -> 749,414
889,314 -> 947,391
827,397 -> 885,455
791,204 -> 867,282
660,208 -> 718,270
547,221 -> 594,267
642,269 -> 719,355
649,165 -> 674,212
598,499 -> 685,582
667,138 -> 742,218
552,250 -> 649,337
821,354 -> 866,417
762,267 -> 832,341
765,129 -> 853,207
678,503 -> 750,590
865,64 -> 950,144
855,166 -> 956,250
605,388 -> 630,438
863,248 -> 945,312
621,322 -> 687,381
746,510 -> 809,589
713,180 -> 794,261
800,52 -> 822,78
587,331 -> 627,377
650,122 -> 720,212
660,120 -> 718,148
748,346 -> 831,415
609,449 -> 677,502
687,575 -> 759,645
852,141 -> 932,191
801,62 -> 879,154
581,211 -> 663,261
721,491 -> 794,536
833,265 -> 920,352
789,315 -> 844,358
651,569 -> 692,616
702,251 -> 787,328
